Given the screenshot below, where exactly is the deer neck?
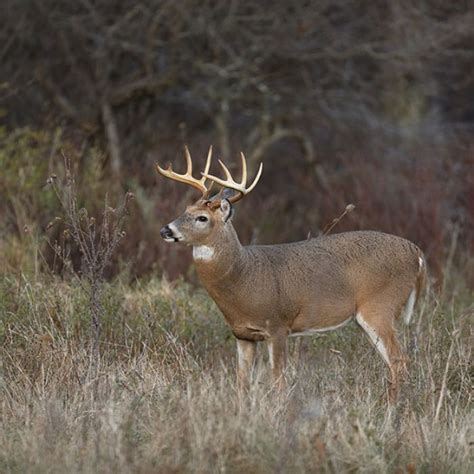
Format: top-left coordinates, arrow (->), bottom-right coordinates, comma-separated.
193,223 -> 247,285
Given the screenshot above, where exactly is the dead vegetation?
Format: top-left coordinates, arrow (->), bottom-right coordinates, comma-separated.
0,260 -> 472,473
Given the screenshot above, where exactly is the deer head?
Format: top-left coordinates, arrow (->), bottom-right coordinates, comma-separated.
156,146 -> 263,247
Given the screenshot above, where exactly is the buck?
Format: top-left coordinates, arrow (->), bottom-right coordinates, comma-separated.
156,147 -> 426,401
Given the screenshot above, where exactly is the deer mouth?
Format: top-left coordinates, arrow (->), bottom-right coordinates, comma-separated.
160,224 -> 184,242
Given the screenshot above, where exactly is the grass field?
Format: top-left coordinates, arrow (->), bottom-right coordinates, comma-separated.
0,264 -> 472,473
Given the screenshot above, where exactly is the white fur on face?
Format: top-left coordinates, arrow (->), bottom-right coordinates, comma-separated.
168,222 -> 184,241
193,245 -> 214,261
355,312 -> 390,366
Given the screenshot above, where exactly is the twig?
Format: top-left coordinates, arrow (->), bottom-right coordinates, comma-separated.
322,204 -> 355,236
434,333 -> 456,423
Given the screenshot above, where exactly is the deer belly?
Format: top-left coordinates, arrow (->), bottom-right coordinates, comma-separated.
290,300 -> 355,336
289,316 -> 353,336
232,325 -> 268,342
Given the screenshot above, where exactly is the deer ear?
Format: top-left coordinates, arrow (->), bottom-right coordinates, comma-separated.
219,198 -> 234,223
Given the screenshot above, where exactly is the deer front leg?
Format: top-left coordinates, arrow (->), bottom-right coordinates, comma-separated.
236,339 -> 257,392
267,331 -> 288,390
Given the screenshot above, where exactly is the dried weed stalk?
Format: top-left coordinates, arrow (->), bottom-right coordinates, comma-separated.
47,154 -> 133,381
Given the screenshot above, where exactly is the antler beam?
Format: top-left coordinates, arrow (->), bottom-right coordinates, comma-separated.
156,146 -> 213,196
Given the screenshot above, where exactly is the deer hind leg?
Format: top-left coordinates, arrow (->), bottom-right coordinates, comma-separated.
355,307 -> 407,403
267,330 -> 288,390
236,339 -> 257,392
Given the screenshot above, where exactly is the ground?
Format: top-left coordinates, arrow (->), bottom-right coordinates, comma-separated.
0,271 -> 472,473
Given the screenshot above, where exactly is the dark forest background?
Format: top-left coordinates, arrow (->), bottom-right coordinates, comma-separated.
1,0 -> 473,284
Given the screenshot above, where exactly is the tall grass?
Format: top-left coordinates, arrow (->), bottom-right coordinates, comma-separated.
0,267 -> 472,473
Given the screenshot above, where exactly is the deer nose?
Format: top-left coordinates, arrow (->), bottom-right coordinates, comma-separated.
160,225 -> 174,240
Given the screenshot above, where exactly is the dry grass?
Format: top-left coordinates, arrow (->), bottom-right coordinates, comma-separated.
0,270 -> 472,473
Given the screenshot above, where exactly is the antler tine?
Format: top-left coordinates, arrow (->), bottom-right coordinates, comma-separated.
240,152 -> 247,186
155,146 -> 213,196
218,160 -> 234,182
203,146 -> 213,176
184,145 -> 193,175
244,162 -> 263,194
156,162 -> 173,176
202,152 -> 263,204
201,146 -> 214,199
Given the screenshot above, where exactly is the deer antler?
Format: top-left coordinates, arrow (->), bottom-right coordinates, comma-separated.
156,146 -> 213,196
202,152 -> 263,204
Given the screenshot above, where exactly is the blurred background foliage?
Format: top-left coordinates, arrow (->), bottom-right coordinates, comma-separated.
1,0 -> 473,284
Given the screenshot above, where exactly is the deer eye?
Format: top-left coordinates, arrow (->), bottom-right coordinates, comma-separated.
196,215 -> 208,222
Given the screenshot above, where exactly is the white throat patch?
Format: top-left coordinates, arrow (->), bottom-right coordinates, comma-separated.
193,245 -> 214,261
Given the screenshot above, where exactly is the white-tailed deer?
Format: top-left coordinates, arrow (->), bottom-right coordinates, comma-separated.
156,147 -> 426,402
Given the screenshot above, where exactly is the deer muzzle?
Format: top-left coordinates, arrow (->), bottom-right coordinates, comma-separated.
160,224 -> 179,242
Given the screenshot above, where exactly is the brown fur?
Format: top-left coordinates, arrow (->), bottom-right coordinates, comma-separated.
161,197 -> 425,402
